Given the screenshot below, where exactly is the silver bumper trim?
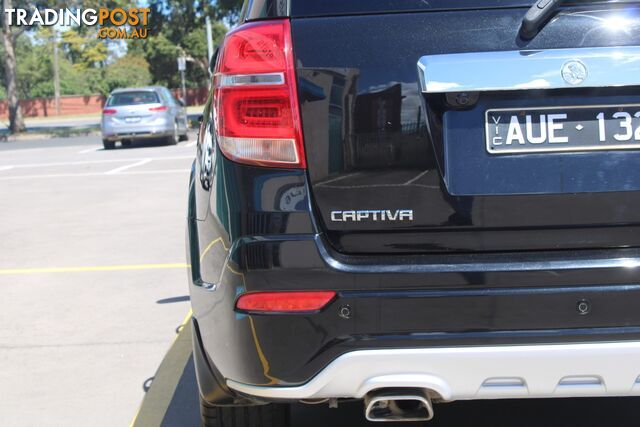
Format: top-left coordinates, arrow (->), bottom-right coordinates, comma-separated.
227,341 -> 640,400
418,46 -> 640,93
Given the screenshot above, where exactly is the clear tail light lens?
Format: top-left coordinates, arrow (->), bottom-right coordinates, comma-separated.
213,20 -> 306,168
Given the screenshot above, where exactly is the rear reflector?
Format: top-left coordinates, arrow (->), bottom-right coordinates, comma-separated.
102,109 -> 117,115
236,291 -> 336,313
213,19 -> 306,168
149,106 -> 168,112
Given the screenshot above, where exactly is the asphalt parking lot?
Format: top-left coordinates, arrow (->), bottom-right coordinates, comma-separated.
3,135 -> 640,426
0,135 -> 194,426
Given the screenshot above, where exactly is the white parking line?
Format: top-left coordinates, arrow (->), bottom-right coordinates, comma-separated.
317,172 -> 362,186
184,140 -> 198,148
0,166 -> 14,172
0,155 -> 192,170
77,146 -> 100,154
105,158 -> 152,175
403,170 -> 430,185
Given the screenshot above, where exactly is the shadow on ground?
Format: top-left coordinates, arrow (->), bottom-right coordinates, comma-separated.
157,353 -> 640,427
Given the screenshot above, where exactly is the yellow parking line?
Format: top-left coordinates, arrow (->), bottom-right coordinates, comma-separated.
130,310 -> 193,427
0,263 -> 190,275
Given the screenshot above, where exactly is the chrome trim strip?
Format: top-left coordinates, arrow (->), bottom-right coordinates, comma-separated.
418,46 -> 640,93
227,341 -> 640,400
315,235 -> 640,274
218,72 -> 285,87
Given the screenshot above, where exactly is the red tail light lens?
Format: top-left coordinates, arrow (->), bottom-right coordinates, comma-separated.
213,20 -> 306,168
236,291 -> 336,313
149,106 -> 168,112
102,109 -> 117,115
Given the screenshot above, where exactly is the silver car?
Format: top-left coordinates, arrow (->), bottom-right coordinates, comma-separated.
101,86 -> 189,149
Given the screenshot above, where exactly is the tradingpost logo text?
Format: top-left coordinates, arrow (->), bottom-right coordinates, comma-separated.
3,7 -> 150,39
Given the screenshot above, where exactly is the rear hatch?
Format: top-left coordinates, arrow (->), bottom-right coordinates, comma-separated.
291,0 -> 640,254
104,90 -> 165,129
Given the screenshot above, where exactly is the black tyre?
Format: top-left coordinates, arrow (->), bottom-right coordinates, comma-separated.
200,397 -> 291,427
166,122 -> 179,145
122,139 -> 132,147
179,118 -> 190,141
103,139 -> 115,150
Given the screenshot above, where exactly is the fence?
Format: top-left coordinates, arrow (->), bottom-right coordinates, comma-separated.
0,87 -> 209,119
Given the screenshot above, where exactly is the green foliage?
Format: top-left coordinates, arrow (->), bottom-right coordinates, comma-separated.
58,60 -> 94,95
16,35 -> 53,99
142,33 -> 180,87
61,28 -> 108,70
2,0 -> 239,101
214,0 -> 244,24
103,54 -> 152,95
143,0 -> 230,88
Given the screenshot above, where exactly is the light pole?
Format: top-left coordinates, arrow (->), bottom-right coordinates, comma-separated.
206,16 -> 214,75
177,55 -> 187,106
52,28 -> 60,115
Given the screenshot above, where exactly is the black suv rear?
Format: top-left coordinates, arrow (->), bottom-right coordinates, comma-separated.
187,1 -> 640,425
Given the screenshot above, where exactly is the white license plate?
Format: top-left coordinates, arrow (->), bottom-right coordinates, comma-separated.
486,104 -> 640,154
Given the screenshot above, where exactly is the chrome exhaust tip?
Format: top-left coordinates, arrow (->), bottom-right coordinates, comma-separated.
364,388 -> 434,422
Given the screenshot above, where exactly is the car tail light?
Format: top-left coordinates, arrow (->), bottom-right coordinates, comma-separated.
102,109 -> 117,115
236,291 -> 336,313
149,106 -> 168,112
213,19 -> 306,168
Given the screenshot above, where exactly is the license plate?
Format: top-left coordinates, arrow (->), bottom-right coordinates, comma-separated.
486,104 -> 640,154
124,116 -> 141,123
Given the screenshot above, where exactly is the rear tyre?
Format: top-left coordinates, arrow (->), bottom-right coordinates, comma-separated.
166,122 -> 179,145
179,118 -> 189,141
103,140 -> 115,150
121,139 -> 132,147
200,397 -> 291,427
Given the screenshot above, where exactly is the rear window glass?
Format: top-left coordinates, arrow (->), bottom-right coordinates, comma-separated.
290,0 -> 635,17
107,91 -> 159,106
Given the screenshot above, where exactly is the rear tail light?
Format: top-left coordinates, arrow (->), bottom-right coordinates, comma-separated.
213,19 -> 306,168
102,109 -> 117,115
149,106 -> 168,112
236,291 -> 336,313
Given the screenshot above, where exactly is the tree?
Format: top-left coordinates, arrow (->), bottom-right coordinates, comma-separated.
215,0 -> 244,25
16,34 -> 53,99
141,33 -> 181,88
0,0 -> 134,131
60,27 -> 108,70
140,0 -> 229,90
1,0 -> 26,132
103,54 -> 152,95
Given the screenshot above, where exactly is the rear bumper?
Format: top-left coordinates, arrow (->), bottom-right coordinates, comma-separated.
190,231 -> 640,396
101,123 -> 173,141
187,155 -> 640,402
227,341 -> 640,400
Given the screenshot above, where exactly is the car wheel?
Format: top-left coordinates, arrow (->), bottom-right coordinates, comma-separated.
103,140 -> 115,150
200,397 -> 291,427
166,122 -> 179,145
179,118 -> 189,141
122,140 -> 132,147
